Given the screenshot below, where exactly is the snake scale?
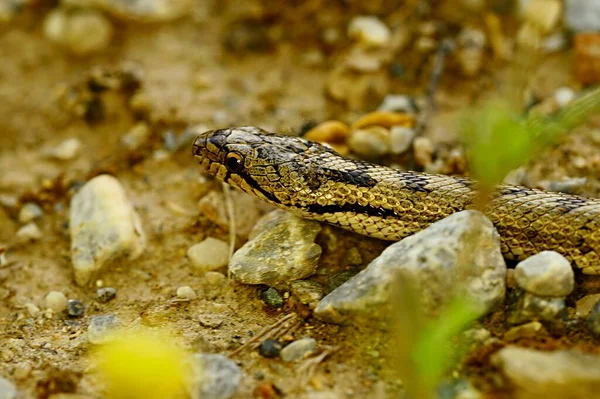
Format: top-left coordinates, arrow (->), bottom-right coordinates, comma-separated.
193,126 -> 600,275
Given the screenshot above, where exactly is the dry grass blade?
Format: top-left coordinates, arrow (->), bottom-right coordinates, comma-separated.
229,313 -> 299,357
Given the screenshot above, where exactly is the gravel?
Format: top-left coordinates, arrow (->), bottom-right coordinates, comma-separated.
176,286 -> 197,300
97,287 -> 117,303
88,314 -> 123,344
67,299 -> 85,317
259,339 -> 283,358
190,353 -> 242,399
45,291 -> 68,312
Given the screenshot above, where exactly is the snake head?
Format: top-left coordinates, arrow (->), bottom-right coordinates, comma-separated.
192,126 -> 316,204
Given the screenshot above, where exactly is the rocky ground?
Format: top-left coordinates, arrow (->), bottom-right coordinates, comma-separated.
1,0 -> 600,398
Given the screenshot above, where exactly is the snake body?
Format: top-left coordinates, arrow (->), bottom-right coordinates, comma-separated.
193,126 -> 600,274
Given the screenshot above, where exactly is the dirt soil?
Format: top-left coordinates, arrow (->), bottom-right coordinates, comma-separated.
1,1 -> 600,398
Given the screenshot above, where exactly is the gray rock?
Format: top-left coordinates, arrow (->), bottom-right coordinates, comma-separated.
97,287 -> 117,303
508,291 -> 566,325
290,280 -> 325,305
190,353 -> 242,399
0,377 -> 16,399
70,175 -> 146,286
230,210 -> 322,288
492,346 -> 600,399
587,300 -> 600,336
261,287 -> 284,308
88,314 -> 123,344
280,338 -> 317,362
315,211 -> 506,324
514,251 -> 574,297
67,299 -> 85,317
565,0 -> 600,32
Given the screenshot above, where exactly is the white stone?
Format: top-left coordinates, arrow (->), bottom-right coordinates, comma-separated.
176,286 -> 197,300
45,291 -> 68,312
348,16 -> 391,47
514,251 -> 574,297
389,126 -> 415,154
16,223 -> 42,241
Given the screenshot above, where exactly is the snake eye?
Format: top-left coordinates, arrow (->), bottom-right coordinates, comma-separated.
225,152 -> 244,173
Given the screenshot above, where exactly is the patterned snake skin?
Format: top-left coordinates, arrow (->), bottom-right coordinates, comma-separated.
193,126 -> 600,274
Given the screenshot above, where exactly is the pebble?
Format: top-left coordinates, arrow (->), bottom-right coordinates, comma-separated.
198,315 -> 223,329
45,291 -> 68,312
187,238 -> 230,271
25,303 -> 40,317
514,251 -> 574,297
290,280 -> 325,305
176,286 -> 197,300
504,321 -> 547,341
47,138 -> 82,160
190,353 -> 242,399
456,27 -> 486,77
565,0 -> 600,32
348,16 -> 391,47
377,95 -> 418,114
67,299 -> 85,317
587,300 -> 600,336
44,8 -> 113,56
576,294 -> 600,317
508,291 -> 566,325
315,211 -> 506,323
97,287 -> 117,303
492,346 -> 600,398
87,314 -> 123,344
70,175 -> 146,286
304,121 -> 351,145
347,127 -> 390,158
345,50 -> 382,73
343,247 -> 362,266
259,339 -> 283,358
389,126 -> 415,154
554,87 -> 576,107
261,287 -> 284,308
16,223 -> 42,241
62,0 -> 193,22
351,111 -> 414,130
280,338 -> 317,362
0,377 -> 16,399
121,122 -> 151,150
12,362 -> 31,381
18,203 -> 43,223
540,177 -> 587,194
204,271 -> 226,286
413,136 -> 434,167
230,210 -> 322,288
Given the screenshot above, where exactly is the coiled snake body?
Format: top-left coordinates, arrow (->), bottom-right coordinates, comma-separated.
193,126 -> 600,274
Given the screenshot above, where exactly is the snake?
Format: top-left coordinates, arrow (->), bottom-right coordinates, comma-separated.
192,126 -> 600,275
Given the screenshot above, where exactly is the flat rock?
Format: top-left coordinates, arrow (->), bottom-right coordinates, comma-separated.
70,175 -> 146,286
492,346 -> 600,399
315,210 -> 506,324
230,210 -> 322,288
514,251 -> 574,297
190,353 -> 242,399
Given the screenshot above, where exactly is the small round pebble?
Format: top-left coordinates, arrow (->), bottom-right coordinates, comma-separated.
49,138 -> 82,160
25,303 -> 40,317
187,237 -> 230,271
587,300 -> 600,336
554,87 -> 576,107
204,271 -> 226,286
97,287 -> 117,303
44,8 -> 113,55
18,203 -> 43,223
259,339 -> 283,358
67,299 -> 85,317
348,127 -> 390,158
348,16 -> 391,47
280,337 -> 317,362
261,288 -> 284,308
413,137 -> 434,167
88,314 -> 123,344
514,251 -> 574,297
377,95 -> 418,113
45,291 -> 68,312
389,126 -> 415,154
176,286 -> 197,300
16,223 -> 42,241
